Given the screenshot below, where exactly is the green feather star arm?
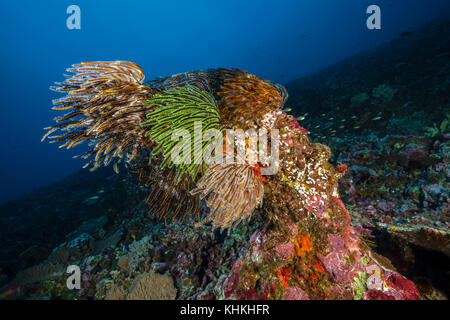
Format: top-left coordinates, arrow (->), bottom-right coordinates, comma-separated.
141,85 -> 224,183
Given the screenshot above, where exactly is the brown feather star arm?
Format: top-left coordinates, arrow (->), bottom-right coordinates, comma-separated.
191,160 -> 264,231
148,70 -> 212,92
210,68 -> 286,128
131,157 -> 201,223
42,61 -> 159,172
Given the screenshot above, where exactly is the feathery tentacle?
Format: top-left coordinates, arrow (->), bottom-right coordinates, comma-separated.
42,61 -> 158,171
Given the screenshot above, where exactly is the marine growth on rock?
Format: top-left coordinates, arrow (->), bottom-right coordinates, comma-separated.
42,61 -> 420,300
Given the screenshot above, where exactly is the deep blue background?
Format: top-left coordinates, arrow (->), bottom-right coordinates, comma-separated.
1,0 -> 449,204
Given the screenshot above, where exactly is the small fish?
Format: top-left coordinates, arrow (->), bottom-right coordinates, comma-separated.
400,31 -> 411,37
329,117 -> 334,121
354,126 -> 360,129
300,34 -> 307,39
303,113 -> 309,117
372,116 -> 382,121
339,125 -> 345,129
87,195 -> 99,200
283,107 -> 292,112
315,125 -> 321,128
297,116 -> 306,121
321,113 -> 326,117
351,116 -> 357,119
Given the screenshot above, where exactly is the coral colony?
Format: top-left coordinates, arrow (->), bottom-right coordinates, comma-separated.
41,61 -> 420,300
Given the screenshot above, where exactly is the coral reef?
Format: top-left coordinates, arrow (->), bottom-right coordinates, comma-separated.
42,65 -> 289,230
3,60 -> 422,300
2,20 -> 449,300
191,161 -> 264,230
285,19 -> 450,299
142,85 -> 223,182
221,114 -> 420,300
105,271 -> 177,300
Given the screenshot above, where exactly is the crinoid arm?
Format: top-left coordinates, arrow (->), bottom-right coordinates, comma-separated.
149,70 -> 212,92
43,64 -> 288,230
211,68 -> 286,128
141,85 -> 224,183
191,160 -> 264,231
42,61 -> 159,171
130,157 -> 201,223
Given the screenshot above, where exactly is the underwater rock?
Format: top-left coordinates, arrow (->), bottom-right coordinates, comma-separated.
379,225 -> 450,257
48,233 -> 94,265
284,287 -> 309,300
222,111 -> 420,300
6,107 -> 423,300
9,262 -> 65,288
5,21 -> 450,300
329,129 -> 448,297
105,271 -> 177,300
398,143 -> 435,167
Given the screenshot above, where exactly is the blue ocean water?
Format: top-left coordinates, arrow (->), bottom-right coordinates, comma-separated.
0,0 -> 449,204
